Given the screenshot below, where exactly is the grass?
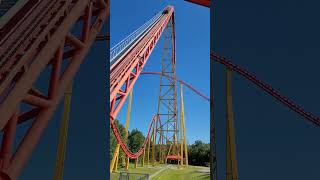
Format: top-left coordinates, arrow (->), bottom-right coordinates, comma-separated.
110,163 -> 165,180
111,163 -> 210,180
152,165 -> 210,180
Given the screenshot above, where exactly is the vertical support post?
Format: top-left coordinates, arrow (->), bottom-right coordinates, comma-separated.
134,158 -> 138,168
114,155 -> 119,171
146,132 -> 151,165
110,145 -> 120,173
123,90 -> 133,168
125,157 -> 129,171
152,119 -> 157,166
226,68 -> 239,180
53,82 -> 73,180
110,90 -> 133,173
179,83 -> 184,166
142,148 -> 145,167
180,83 -> 188,166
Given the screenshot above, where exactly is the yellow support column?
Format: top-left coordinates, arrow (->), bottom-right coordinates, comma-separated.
180,83 -> 188,166
134,158 -> 138,168
142,148 -> 145,167
114,154 -> 119,171
110,145 -> 120,173
152,119 -> 157,166
123,90 -> 133,170
146,132 -> 151,165
125,157 -> 129,171
110,90 -> 133,173
179,83 -> 184,166
54,82 -> 73,180
226,68 -> 239,180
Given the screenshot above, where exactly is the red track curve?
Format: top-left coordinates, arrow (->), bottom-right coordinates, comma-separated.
141,72 -> 210,101
110,73 -> 209,159
211,51 -> 320,127
110,115 -> 158,159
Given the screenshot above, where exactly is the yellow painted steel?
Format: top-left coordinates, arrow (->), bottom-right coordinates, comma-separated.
142,148 -> 145,167
134,158 -> 138,168
110,90 -> 133,173
179,83 -> 184,166
146,131 -> 151,165
180,83 -> 188,166
123,90 -> 133,170
125,157 -> 129,170
226,68 -> 239,180
152,119 -> 157,166
53,82 -> 73,180
110,145 -> 120,173
114,154 -> 119,171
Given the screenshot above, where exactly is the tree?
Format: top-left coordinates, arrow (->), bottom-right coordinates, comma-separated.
110,119 -> 127,160
188,140 -> 210,166
127,128 -> 145,153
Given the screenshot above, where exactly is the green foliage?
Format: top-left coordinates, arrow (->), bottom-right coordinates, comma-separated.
109,119 -> 127,160
110,123 -> 146,164
127,128 -> 145,153
188,140 -> 210,166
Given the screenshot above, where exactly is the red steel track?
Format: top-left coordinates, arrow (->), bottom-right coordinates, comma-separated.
185,0 -> 210,7
110,115 -> 158,159
0,0 -> 108,179
110,6 -> 179,160
110,6 -> 175,121
211,52 -> 320,127
110,72 -> 210,159
141,72 -> 209,101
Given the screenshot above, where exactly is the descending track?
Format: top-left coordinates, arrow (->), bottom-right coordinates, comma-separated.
141,72 -> 209,102
110,115 -> 158,159
110,72 -> 209,158
109,6 -> 176,162
211,51 -> 320,127
110,6 -> 175,120
109,6 -> 210,165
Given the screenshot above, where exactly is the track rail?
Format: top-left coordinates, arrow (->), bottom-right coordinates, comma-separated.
110,73 -> 209,159
110,115 -> 158,159
110,6 -> 174,120
141,72 -> 209,101
211,51 -> 320,127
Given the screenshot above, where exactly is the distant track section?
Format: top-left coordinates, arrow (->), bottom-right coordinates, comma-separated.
110,115 -> 158,159
211,52 -> 320,127
141,72 -> 209,101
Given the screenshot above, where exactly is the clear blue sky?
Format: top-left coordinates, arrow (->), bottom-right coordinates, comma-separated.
111,0 -> 210,144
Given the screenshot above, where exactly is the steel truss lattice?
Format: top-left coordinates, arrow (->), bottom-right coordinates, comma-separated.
152,17 -> 179,164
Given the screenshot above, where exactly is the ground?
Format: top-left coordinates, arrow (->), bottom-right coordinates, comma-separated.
111,163 -> 210,180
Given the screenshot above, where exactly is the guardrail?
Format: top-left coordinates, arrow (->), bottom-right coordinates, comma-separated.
110,11 -> 162,65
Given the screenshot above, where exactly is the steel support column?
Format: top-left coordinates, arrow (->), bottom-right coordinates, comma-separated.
226,68 -> 238,180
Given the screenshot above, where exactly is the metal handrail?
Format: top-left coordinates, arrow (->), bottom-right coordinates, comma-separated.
110,11 -> 162,64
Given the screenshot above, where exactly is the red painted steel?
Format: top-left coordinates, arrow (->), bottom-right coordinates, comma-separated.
0,0 -> 109,179
110,73 -> 209,159
140,72 -> 209,101
211,51 -> 320,127
110,115 -> 158,159
185,0 -> 210,7
110,6 -> 175,121
109,6 -> 175,161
